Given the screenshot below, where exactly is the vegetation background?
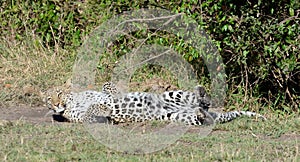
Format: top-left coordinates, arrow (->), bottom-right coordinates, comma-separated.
0,0 -> 299,161
0,0 -> 299,112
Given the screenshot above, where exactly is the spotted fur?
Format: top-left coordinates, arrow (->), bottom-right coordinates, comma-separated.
44,82 -> 265,125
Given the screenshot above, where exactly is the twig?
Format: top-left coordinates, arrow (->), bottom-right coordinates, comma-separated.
279,10 -> 299,25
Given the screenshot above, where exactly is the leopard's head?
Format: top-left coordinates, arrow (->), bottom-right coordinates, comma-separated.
43,88 -> 68,114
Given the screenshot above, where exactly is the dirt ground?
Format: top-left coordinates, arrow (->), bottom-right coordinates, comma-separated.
0,105 -> 54,124
1,105 -> 300,144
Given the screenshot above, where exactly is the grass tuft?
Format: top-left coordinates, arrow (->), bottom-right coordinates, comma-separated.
0,35 -> 74,106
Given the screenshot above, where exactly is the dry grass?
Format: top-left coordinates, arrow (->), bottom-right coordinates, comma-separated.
0,34 -> 196,106
0,36 -> 299,161
0,36 -> 74,106
0,2 -> 298,161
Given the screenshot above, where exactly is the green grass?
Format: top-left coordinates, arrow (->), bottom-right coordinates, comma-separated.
0,32 -> 299,161
1,116 -> 299,161
0,2 -> 299,161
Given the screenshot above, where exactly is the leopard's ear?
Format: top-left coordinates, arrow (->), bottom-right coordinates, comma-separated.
39,90 -> 47,103
50,90 -> 62,104
64,78 -> 73,89
39,89 -> 49,103
39,90 -> 46,100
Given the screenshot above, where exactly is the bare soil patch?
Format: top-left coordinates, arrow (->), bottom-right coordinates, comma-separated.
0,105 -> 299,147
0,105 -> 53,124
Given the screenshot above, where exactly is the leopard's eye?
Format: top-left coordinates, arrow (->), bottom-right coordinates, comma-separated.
56,90 -> 61,96
44,96 -> 52,104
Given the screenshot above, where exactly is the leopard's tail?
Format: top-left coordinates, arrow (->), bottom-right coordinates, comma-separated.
208,111 -> 266,124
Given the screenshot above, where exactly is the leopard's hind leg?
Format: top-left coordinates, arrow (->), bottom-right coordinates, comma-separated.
82,103 -> 112,124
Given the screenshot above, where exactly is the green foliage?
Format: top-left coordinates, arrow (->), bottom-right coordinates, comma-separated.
0,0 -> 299,111
195,0 -> 300,111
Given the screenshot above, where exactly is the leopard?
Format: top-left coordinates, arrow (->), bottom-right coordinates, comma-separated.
43,82 -> 116,123
44,82 -> 265,125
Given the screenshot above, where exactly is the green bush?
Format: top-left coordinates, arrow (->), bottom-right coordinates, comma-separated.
196,0 -> 300,111
0,0 -> 299,111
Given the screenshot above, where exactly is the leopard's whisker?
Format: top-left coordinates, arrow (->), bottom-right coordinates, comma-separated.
44,110 -> 55,117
